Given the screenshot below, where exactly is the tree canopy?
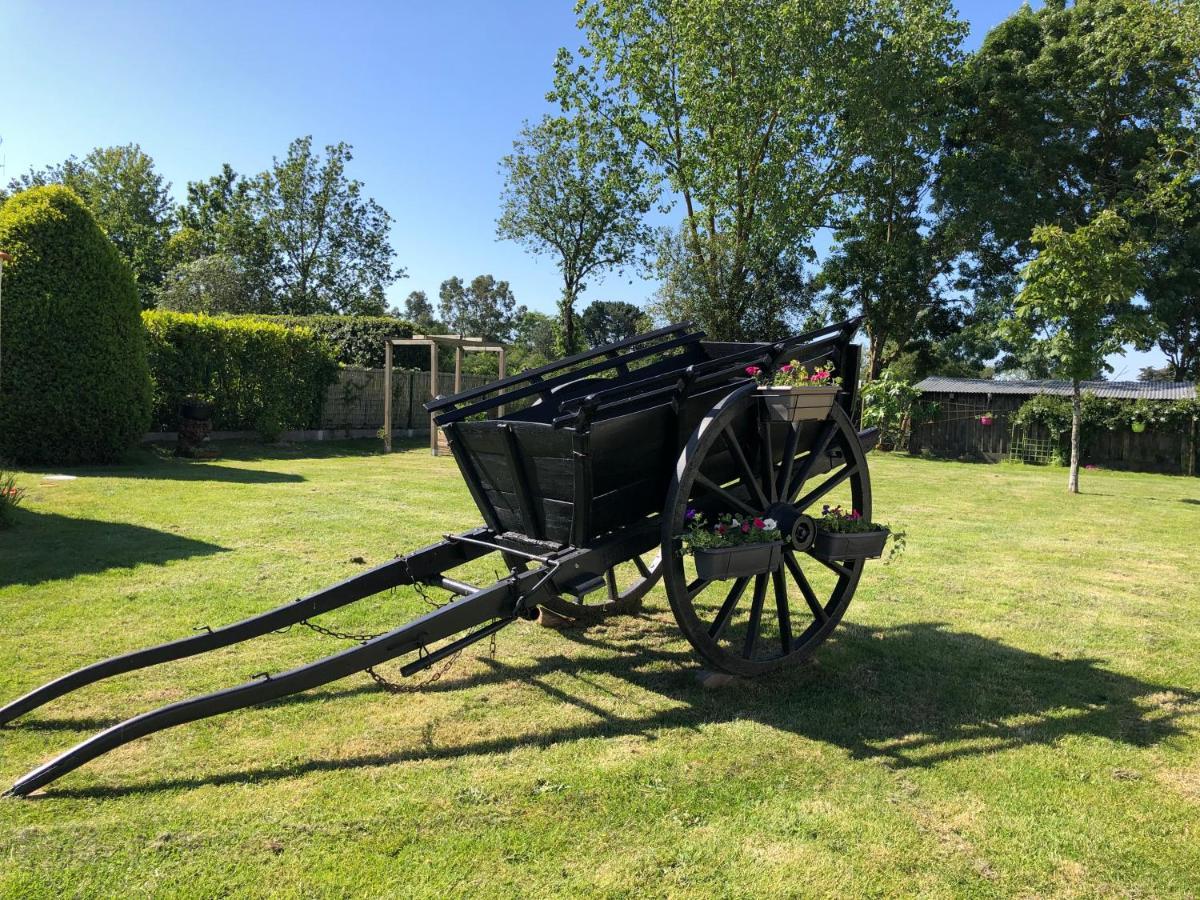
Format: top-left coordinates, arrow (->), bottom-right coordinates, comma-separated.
498,114 -> 655,352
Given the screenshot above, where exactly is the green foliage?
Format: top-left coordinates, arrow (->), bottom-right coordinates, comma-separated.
172,139 -> 403,315
437,275 -> 524,342
0,186 -> 153,463
860,372 -> 937,449
681,511 -> 782,552
5,145 -> 173,308
247,314 -> 417,368
552,0 -> 874,340
578,300 -> 649,348
402,290 -> 437,332
498,114 -> 656,352
156,254 -> 256,314
1010,394 -> 1074,437
816,0 -> 966,378
0,468 -> 25,528
936,0 -> 1195,310
1009,211 -> 1145,385
142,312 -> 338,438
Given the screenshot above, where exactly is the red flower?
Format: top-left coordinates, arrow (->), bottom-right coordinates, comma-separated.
745,365 -> 761,377
753,517 -> 765,528
741,523 -> 751,533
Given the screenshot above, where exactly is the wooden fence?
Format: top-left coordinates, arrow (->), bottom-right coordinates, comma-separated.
318,368 -> 491,433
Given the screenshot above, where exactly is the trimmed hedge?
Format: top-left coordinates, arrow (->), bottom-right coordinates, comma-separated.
249,315 -> 422,368
142,312 -> 339,438
0,186 -> 152,463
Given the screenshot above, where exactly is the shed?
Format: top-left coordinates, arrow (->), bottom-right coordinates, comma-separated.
910,377 -> 1197,474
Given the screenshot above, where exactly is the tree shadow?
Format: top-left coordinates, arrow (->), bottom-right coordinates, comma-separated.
0,509 -> 227,588
1181,498 -> 1200,506
29,618 -> 1199,799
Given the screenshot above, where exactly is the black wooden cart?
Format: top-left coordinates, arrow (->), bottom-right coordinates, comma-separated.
3,319 -> 880,796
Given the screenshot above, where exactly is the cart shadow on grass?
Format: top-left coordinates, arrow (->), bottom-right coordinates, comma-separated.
34,617 -> 1198,799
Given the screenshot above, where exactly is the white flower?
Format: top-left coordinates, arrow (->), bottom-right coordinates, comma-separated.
729,518 -> 740,528
762,518 -> 777,530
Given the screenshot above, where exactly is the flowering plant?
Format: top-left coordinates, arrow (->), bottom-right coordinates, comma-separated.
818,505 -> 906,562
0,469 -> 26,528
681,509 -> 782,553
746,359 -> 841,388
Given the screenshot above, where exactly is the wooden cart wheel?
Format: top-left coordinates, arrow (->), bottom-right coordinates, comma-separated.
661,383 -> 871,676
537,552 -> 663,625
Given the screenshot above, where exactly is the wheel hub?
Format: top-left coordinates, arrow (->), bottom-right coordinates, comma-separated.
764,502 -> 815,552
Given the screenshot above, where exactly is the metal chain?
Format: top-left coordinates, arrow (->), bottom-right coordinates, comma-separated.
291,579 -> 463,693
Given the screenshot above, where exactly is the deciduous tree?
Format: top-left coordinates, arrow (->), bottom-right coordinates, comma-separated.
498,115 -> 654,353
1008,211 -> 1145,493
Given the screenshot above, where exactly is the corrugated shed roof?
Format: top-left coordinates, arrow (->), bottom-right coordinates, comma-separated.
914,377 -> 1196,401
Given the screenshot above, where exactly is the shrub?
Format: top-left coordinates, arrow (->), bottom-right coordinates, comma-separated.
0,467 -> 25,527
0,186 -> 153,463
861,371 -> 937,450
142,312 -> 339,438
248,315 -> 419,368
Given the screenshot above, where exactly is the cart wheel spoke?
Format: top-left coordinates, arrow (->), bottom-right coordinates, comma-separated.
772,568 -> 793,653
784,549 -> 828,622
813,555 -> 853,579
722,426 -> 768,509
786,420 -> 839,502
605,568 -> 619,602
742,574 -> 768,658
695,472 -> 758,518
633,555 -> 652,579
795,463 -> 857,513
687,577 -> 709,600
708,576 -> 750,639
776,423 -> 802,501
759,413 -> 778,504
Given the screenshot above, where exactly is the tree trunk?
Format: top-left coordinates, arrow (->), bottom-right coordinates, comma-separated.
559,289 -> 577,355
1068,380 -> 1082,493
865,333 -> 885,382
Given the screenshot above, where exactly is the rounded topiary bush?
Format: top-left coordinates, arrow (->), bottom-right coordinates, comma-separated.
0,186 -> 152,463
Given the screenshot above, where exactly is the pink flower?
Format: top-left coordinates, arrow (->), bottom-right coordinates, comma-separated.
812,370 -> 829,381
780,364 -> 793,373
753,517 -> 765,528
745,365 -> 761,377
741,523 -> 751,533
849,510 -> 861,520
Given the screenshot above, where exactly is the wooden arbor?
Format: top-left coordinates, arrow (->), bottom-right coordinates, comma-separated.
382,334 -> 506,455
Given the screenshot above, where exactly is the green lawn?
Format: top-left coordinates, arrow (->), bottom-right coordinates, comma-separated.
1,443 -> 1198,898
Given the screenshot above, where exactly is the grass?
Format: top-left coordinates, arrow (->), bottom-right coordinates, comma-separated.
1,441 -> 1198,898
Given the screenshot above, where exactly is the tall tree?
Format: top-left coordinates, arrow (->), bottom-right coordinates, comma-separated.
935,0 -> 1195,309
5,144 -> 173,307
816,0 -> 966,379
247,137 -> 402,315
1007,210 -> 1144,493
438,275 -> 525,341
579,300 -> 650,348
551,0 -> 877,340
498,114 -> 655,353
403,290 -> 437,331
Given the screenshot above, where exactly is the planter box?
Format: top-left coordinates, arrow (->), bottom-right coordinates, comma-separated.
180,401 -> 214,422
759,386 -> 839,424
811,528 -> 889,561
694,541 -> 784,580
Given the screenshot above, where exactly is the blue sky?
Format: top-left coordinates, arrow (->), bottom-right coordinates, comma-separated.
0,0 -> 1166,377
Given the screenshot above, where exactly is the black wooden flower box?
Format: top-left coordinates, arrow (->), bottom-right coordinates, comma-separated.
759,386 -> 839,424
693,541 -> 784,580
810,528 -> 889,561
